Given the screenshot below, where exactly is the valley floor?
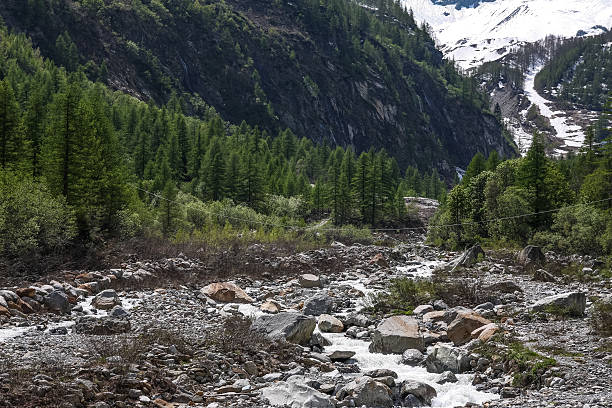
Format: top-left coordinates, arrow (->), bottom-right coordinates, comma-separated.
1,235 -> 611,407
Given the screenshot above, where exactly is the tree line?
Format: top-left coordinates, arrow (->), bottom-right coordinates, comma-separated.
0,24 -> 446,258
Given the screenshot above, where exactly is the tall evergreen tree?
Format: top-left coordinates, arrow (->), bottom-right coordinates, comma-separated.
0,79 -> 23,170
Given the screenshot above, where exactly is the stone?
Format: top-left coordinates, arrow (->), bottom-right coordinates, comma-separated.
413,304 -> 434,315
530,292 -> 586,316
318,314 -> 343,333
344,313 -> 370,327
338,377 -> 393,408
401,349 -> 424,366
302,293 -> 333,316
261,300 -> 281,314
299,274 -> 322,288
433,300 -> 448,310
447,312 -> 491,346
16,288 -> 36,298
200,282 -> 254,303
436,371 -> 458,384
0,290 -> 18,303
471,323 -> 499,342
251,312 -> 316,345
533,269 -> 557,282
364,369 -> 398,379
327,350 -> 356,361
425,344 -> 471,374
74,316 -> 130,335
483,281 -> 522,294
109,305 -> 130,318
369,253 -> 389,268
422,310 -> 445,323
400,380 -> 437,405
518,245 -> 546,266
44,290 -> 71,314
452,244 -> 485,268
261,376 -> 333,408
92,289 -> 121,310
0,305 -> 10,316
0,295 -> 7,309
369,315 -> 424,353
310,332 -> 332,347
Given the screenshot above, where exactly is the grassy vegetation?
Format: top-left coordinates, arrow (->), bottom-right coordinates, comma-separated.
535,345 -> 585,358
474,334 -> 557,388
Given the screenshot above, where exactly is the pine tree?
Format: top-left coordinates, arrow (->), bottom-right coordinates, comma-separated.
0,79 -> 23,170
43,79 -> 82,202
201,138 -> 226,201
353,151 -> 370,223
463,152 -> 486,184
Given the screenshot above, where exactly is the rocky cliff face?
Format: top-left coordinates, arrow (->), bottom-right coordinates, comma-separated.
0,0 -> 516,173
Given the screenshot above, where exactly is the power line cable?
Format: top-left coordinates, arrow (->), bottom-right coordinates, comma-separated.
134,185 -> 612,234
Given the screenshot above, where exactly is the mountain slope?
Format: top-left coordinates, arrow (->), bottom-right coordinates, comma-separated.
0,0 -> 516,172
403,0 -> 612,69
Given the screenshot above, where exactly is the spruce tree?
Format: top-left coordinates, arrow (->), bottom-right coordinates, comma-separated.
0,79 -> 23,171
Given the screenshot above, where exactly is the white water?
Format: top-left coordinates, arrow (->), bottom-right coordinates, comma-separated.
324,333 -> 498,407
522,65 -> 584,152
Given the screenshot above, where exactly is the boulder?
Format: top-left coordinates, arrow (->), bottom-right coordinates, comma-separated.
260,300 -> 281,314
0,290 -> 18,303
344,313 -> 370,327
299,274 -> 322,288
15,288 -> 36,298
261,376 -> 333,408
327,350 -> 356,361
0,295 -> 7,309
109,305 -> 130,319
369,315 -> 424,354
251,312 -> 316,345
518,245 -> 546,266
533,269 -> 556,282
425,344 -> 471,374
530,292 -> 586,316
437,371 -> 458,384
201,282 -> 254,303
92,289 -> 121,310
302,293 -> 333,316
318,314 -> 343,333
413,304 -> 434,315
483,281 -> 522,294
369,253 -> 389,268
364,369 -> 398,379
310,332 -> 332,347
447,312 -> 491,346
401,349 -> 424,366
75,316 -> 130,335
422,310 -> 445,323
471,323 -> 499,342
338,377 -> 393,408
0,306 -> 9,316
452,245 -> 485,268
44,290 -> 71,314
400,380 -> 437,406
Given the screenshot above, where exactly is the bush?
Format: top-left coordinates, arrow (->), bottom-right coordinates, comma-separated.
591,297 -> 612,335
532,204 -> 608,255
0,173 -> 76,257
367,278 -> 438,314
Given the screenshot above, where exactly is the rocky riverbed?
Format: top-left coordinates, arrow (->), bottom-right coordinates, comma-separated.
1,235 -> 611,408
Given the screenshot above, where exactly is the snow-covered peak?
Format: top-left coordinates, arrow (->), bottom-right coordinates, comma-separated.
402,0 -> 612,69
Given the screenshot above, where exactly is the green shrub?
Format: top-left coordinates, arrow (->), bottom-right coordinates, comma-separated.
591,297 -> 612,335
0,173 -> 76,257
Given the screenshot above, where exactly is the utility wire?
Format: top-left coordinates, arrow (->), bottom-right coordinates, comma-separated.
134,185 -> 611,234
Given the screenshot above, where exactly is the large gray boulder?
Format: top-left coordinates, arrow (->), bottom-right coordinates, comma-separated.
92,289 -> 121,310
299,274 -> 322,288
75,316 -> 130,335
318,314 -> 343,333
337,377 -> 393,407
251,312 -> 316,345
425,344 -> 471,374
518,245 -> 546,266
303,293 -> 333,316
369,316 -> 424,354
400,380 -> 437,406
452,245 -> 485,269
261,376 -> 333,408
44,290 -> 71,314
530,292 -> 586,316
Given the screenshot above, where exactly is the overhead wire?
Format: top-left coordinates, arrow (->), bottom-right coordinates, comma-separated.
134,185 -> 612,234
